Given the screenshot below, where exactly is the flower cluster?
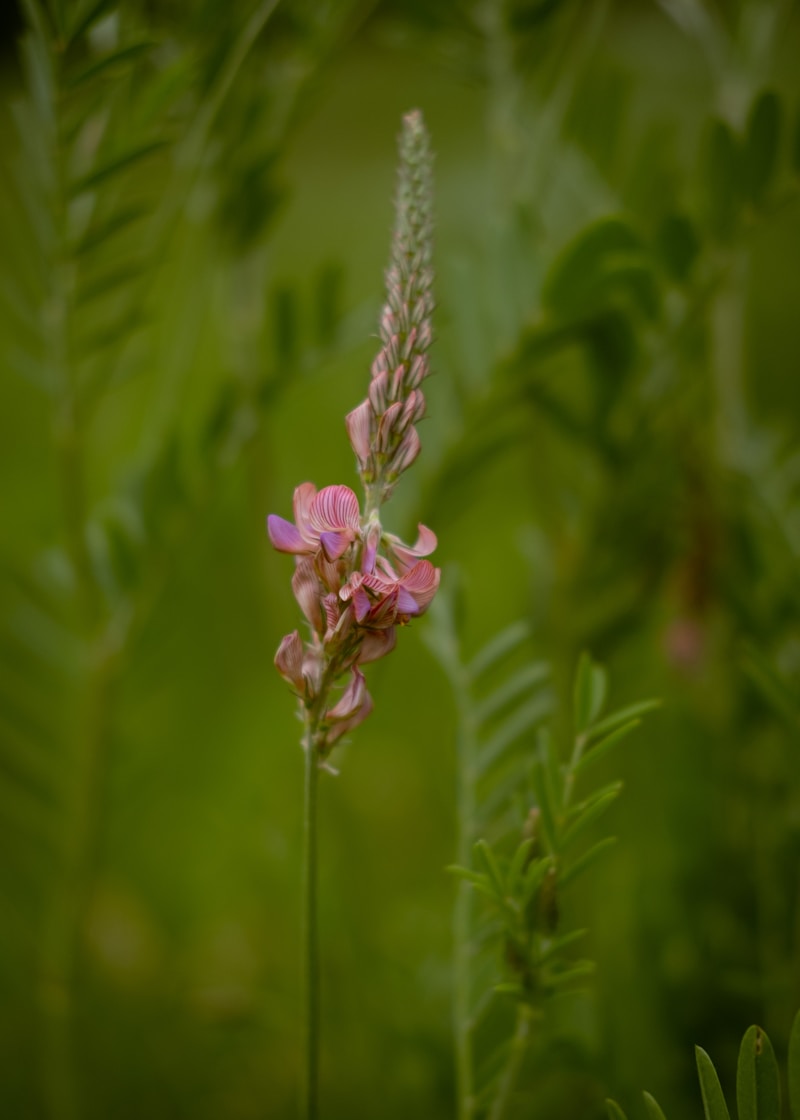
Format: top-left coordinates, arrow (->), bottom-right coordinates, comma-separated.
268,110 -> 438,760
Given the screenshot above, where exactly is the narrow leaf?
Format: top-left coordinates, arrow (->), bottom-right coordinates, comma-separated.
70,141 -> 168,195
477,692 -> 553,777
587,699 -> 661,741
522,856 -> 554,907
538,928 -> 587,963
696,1046 -> 731,1120
559,837 -> 618,889
545,960 -> 595,989
742,90 -> 782,206
474,840 -> 506,898
573,651 -> 594,731
574,720 -> 641,777
643,1092 -> 668,1120
507,838 -> 534,895
606,1101 -> 628,1120
468,620 -> 530,680
529,759 -> 558,854
538,726 -> 563,812
560,787 -> 621,851
473,661 -> 549,724
67,41 -> 155,88
737,1025 -> 780,1120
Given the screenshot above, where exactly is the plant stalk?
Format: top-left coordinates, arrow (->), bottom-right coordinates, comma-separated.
488,1004 -> 532,1120
302,720 -> 320,1120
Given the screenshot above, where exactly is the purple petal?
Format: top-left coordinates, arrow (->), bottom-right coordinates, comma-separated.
268,514 -> 307,554
319,529 -> 354,562
309,485 -> 361,533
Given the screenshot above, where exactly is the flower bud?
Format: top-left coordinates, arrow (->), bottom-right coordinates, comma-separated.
275,631 -> 305,692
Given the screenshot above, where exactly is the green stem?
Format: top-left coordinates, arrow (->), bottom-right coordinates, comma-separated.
302,719 -> 320,1120
454,679 -> 478,1120
488,1005 -> 532,1120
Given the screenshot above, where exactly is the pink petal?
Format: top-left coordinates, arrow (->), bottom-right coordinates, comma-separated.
399,560 -> 440,612
328,668 -> 367,721
309,485 -> 361,533
292,559 -> 323,634
387,523 -> 437,571
392,426 -> 420,473
377,402 -> 403,453
358,627 -> 396,664
352,586 -> 372,624
345,400 -> 373,468
293,483 -> 317,538
361,523 -> 381,575
274,631 -> 305,690
326,690 -> 373,746
268,514 -> 307,554
369,369 -> 389,413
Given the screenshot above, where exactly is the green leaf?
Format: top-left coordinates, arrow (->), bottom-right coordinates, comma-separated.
789,1009 -> 800,1120
474,840 -> 505,898
702,118 -> 741,240
741,644 -> 800,729
474,661 -> 549,724
529,759 -> 558,854
67,41 -> 156,88
468,621 -> 530,679
574,652 -> 607,731
545,960 -> 595,989
574,721 -> 641,777
606,1099 -> 628,1120
586,699 -> 661,741
70,141 -> 168,196
737,1025 -> 781,1120
477,692 -> 553,777
522,855 -> 554,907
696,1046 -> 732,1120
506,838 -> 535,895
537,927 -> 587,963
742,90 -> 782,206
542,217 -> 645,321
643,1091 -> 668,1120
538,727 -> 563,814
559,837 -> 618,889
560,785 -> 622,850
655,212 -> 700,283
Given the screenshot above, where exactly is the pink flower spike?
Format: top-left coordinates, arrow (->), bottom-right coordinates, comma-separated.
275,631 -> 305,690
268,514 -> 307,554
345,400 -> 372,468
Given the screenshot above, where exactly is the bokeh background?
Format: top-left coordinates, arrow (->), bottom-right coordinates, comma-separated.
1,1 -> 800,1117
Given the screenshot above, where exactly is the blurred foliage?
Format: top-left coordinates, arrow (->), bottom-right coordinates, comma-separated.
1,0 -> 800,1118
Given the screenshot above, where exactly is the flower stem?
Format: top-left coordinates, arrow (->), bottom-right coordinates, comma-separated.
488,1005 -> 533,1120
302,721 -> 320,1120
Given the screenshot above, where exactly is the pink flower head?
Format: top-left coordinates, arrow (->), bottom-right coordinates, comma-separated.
340,559 -> 440,629
268,483 -> 361,563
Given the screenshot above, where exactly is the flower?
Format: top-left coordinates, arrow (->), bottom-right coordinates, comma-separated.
340,558 -> 440,629
268,483 -> 361,563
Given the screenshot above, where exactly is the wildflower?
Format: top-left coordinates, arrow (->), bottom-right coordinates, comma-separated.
268,110 -> 437,760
